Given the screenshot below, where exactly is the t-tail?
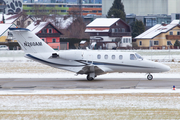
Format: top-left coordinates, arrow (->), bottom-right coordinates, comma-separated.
9,28 -> 55,53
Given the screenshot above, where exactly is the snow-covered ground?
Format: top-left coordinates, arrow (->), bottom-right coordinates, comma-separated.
0,91 -> 180,119
1,50 -> 180,119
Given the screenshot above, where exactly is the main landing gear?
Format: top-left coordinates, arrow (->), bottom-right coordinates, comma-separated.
147,73 -> 153,80
87,73 -> 96,81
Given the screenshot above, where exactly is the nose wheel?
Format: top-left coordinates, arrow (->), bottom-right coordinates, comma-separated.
87,75 -> 94,81
87,73 -> 96,81
147,74 -> 153,80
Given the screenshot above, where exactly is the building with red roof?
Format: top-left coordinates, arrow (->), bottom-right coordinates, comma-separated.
27,21 -> 64,50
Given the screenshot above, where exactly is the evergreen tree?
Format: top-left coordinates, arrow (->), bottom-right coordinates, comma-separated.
107,0 -> 126,21
174,40 -> 180,47
132,19 -> 145,38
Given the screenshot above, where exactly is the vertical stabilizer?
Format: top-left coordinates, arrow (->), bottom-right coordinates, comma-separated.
9,28 -> 55,53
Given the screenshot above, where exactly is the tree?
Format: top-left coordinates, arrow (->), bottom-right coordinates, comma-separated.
66,17 -> 86,39
132,19 -> 145,38
65,6 -> 87,39
107,0 -> 126,21
174,40 -> 180,47
19,11 -> 28,28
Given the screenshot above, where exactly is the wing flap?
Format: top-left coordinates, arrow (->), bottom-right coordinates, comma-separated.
77,65 -> 112,75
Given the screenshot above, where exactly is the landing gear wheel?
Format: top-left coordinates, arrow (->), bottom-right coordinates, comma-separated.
147,74 -> 153,80
87,75 -> 94,81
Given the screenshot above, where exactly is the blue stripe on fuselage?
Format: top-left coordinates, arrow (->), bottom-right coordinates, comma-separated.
26,54 -> 85,67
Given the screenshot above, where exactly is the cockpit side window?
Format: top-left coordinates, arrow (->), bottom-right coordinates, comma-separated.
135,53 -> 143,60
130,54 -> 137,60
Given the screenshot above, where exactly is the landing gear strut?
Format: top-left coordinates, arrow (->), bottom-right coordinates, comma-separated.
147,73 -> 153,80
87,73 -> 95,81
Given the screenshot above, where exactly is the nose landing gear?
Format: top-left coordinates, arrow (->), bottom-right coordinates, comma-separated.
147,73 -> 153,80
87,73 -> 96,81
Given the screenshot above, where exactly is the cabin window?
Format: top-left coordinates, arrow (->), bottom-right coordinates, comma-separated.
126,38 -> 128,43
98,11 -> 102,13
104,54 -> 108,59
112,55 -> 115,60
130,54 -> 137,60
139,41 -> 142,46
167,41 -> 172,45
28,21 -> 31,25
123,39 -> 126,43
154,41 -> 159,45
112,28 -> 115,33
119,55 -> 123,60
17,21 -> 20,25
52,38 -> 56,43
122,28 -> 125,32
177,32 -> 180,35
97,32 -> 99,35
169,32 -> 173,35
97,54 -> 101,59
8,31 -> 13,36
42,29 -> 47,33
41,38 -> 46,42
49,29 -> 52,33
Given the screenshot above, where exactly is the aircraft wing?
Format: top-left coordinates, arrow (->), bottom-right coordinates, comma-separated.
77,65 -> 112,75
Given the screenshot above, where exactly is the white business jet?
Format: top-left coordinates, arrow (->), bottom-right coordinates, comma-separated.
9,28 -> 170,81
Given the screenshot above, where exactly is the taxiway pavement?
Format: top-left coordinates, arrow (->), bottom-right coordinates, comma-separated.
0,78 -> 179,90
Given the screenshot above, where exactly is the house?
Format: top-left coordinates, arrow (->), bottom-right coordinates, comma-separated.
0,13 -> 34,28
85,18 -> 132,49
0,24 -> 15,42
0,23 -> 20,50
135,20 -> 180,49
27,21 -> 63,50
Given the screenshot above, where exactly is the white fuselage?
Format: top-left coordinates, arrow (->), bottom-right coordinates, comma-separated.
25,50 -> 170,75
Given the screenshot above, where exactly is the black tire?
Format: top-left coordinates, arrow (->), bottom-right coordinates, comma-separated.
87,75 -> 94,81
147,74 -> 153,80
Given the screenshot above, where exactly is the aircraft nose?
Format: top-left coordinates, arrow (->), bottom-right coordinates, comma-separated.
161,64 -> 170,72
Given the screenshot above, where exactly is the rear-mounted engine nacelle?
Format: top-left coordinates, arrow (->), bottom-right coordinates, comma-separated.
59,51 -> 83,60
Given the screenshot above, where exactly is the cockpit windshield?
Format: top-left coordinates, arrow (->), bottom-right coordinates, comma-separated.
135,53 -> 143,60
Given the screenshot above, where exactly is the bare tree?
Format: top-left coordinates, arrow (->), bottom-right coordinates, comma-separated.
19,11 -> 28,28
66,17 -> 86,39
